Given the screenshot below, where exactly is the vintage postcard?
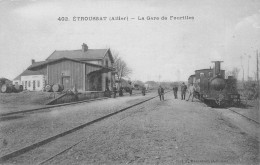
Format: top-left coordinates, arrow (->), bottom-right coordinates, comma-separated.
0,0 -> 259,164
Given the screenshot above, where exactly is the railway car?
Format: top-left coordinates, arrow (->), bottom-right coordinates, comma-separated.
188,61 -> 240,107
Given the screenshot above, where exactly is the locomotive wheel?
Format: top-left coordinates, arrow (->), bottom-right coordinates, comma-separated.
215,99 -> 226,107
215,98 -> 222,106
215,94 -> 225,107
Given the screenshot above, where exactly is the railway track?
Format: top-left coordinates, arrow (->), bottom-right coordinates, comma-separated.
0,91 -> 169,164
227,108 -> 259,125
0,92 -> 144,119
0,97 -> 108,118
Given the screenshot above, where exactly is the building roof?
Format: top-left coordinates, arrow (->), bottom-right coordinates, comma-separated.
195,68 -> 225,72
14,58 -> 114,80
28,57 -> 107,70
14,44 -> 115,80
13,69 -> 44,81
195,68 -> 212,72
46,49 -> 114,62
30,61 -> 49,68
13,61 -> 48,80
188,75 -> 195,78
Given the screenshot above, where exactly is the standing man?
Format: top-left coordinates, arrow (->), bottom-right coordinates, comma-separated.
73,85 -> 79,101
173,86 -> 178,99
113,85 -> 117,98
158,85 -> 165,101
186,83 -> 196,102
129,87 -> 133,96
142,86 -> 146,96
181,82 -> 187,100
119,86 -> 123,96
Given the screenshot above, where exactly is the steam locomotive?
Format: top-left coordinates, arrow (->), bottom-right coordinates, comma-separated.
188,61 -> 240,107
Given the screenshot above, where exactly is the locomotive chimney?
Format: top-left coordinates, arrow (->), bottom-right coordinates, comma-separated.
31,59 -> 35,64
212,61 -> 223,77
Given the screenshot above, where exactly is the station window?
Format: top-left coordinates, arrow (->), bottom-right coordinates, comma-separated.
28,81 -> 31,87
200,73 -> 205,77
37,80 -> 40,87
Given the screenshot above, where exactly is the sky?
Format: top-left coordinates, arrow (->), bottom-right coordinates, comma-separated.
0,0 -> 259,82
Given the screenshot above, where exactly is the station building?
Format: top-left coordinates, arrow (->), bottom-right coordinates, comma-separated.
13,43 -> 115,92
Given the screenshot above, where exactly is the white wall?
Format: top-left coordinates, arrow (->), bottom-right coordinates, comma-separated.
102,52 -> 113,91
21,75 -> 45,91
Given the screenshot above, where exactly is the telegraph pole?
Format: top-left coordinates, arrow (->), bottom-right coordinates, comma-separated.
248,55 -> 251,81
240,55 -> 244,83
257,50 -> 259,90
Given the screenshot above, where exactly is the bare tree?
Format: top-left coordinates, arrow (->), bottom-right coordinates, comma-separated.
112,52 -> 132,86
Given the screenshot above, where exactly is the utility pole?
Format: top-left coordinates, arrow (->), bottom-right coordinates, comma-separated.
240,55 -> 244,83
257,50 -> 259,90
248,55 -> 251,81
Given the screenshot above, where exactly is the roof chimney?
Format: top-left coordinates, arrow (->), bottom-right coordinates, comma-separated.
31,59 -> 35,64
82,43 -> 88,52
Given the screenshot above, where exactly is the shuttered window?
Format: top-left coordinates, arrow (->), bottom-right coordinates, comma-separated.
37,80 -> 40,87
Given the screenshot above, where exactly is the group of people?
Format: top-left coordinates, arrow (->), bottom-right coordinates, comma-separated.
174,82 -> 196,102
157,82 -> 197,102
110,83 -> 197,102
111,85 -> 135,98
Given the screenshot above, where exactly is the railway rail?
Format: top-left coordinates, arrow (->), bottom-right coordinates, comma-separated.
0,91 -> 169,164
0,97 -> 109,119
227,108 -> 259,125
0,91 -> 144,119
37,97 -> 258,165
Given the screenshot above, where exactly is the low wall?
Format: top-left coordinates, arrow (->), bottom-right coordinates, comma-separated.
47,91 -> 111,105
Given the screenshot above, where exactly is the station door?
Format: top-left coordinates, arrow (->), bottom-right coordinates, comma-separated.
62,76 -> 71,90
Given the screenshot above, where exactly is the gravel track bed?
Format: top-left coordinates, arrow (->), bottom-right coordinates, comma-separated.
43,94 -> 258,165
0,92 -> 52,114
228,106 -> 259,123
3,92 -> 258,164
0,92 -> 156,156
6,92 -> 161,164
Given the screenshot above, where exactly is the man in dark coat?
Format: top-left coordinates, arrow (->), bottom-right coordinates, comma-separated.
181,82 -> 187,100
119,86 -> 123,96
142,86 -> 146,96
129,87 -> 133,96
173,86 -> 178,99
158,85 -> 164,101
113,85 -> 117,98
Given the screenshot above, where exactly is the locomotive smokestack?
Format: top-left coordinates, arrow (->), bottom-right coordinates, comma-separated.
212,61 -> 223,76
